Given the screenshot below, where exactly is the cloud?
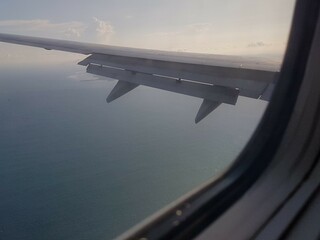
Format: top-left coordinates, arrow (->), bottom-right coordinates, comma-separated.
247,41 -> 271,48
68,71 -> 106,81
125,15 -> 134,20
0,18 -> 115,65
92,17 -> 114,43
149,23 -> 214,38
137,23 -> 217,53
117,23 -> 282,56
0,19 -> 86,39
185,23 -> 213,34
63,27 -> 82,38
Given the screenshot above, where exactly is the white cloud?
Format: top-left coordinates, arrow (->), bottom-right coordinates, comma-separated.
137,23 -> 217,53
247,41 -> 271,48
68,71 -> 106,81
63,27 -> 82,38
115,22 -> 284,57
125,15 -> 134,20
0,19 -> 87,39
92,17 -> 114,43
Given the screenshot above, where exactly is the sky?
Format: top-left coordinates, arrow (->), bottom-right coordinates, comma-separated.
0,0 -> 296,65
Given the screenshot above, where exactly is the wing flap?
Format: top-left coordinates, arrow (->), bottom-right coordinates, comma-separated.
87,64 -> 239,105
80,54 -> 275,99
106,81 -> 139,103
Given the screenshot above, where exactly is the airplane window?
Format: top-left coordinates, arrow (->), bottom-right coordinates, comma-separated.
0,0 -> 296,239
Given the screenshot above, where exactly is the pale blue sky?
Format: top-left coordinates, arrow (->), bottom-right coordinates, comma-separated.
0,0 -> 296,64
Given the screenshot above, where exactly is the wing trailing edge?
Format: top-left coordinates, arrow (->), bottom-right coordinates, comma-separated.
79,51 -> 278,122
86,63 -> 239,123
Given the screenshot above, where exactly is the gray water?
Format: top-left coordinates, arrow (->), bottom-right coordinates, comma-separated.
0,64 -> 266,240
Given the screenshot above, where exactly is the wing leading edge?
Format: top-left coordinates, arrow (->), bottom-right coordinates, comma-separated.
0,33 -> 279,123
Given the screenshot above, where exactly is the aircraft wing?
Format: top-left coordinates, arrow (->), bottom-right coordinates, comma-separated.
0,33 -> 279,123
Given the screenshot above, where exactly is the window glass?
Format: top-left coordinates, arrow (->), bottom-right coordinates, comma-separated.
0,0 -> 296,239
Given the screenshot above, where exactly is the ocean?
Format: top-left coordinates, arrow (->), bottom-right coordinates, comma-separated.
0,63 -> 266,239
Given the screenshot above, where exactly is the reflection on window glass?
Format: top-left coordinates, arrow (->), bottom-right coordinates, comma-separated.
0,0 -> 295,239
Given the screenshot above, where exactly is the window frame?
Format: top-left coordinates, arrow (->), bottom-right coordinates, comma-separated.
118,0 -> 320,239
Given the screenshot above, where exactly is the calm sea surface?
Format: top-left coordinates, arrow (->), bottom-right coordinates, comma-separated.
0,63 -> 266,240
